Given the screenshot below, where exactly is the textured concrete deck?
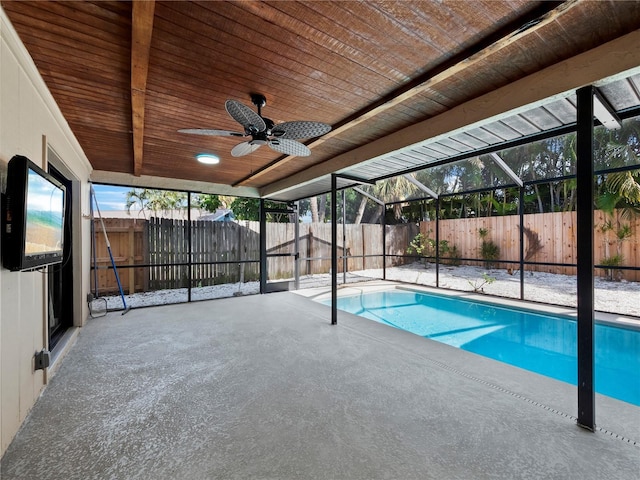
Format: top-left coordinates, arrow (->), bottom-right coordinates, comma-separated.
1,291 -> 638,479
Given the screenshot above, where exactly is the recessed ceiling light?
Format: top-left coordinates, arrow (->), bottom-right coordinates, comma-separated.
196,153 -> 220,165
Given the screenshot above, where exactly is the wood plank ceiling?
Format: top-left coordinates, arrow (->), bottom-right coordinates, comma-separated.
3,0 -> 640,199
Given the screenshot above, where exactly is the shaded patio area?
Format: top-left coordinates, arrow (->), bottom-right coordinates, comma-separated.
2,291 -> 638,479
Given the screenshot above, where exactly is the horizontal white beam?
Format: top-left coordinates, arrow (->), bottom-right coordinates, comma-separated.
403,174 -> 438,199
90,170 -> 260,198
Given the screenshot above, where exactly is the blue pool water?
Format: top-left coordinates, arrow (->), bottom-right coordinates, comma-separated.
326,290 -> 640,406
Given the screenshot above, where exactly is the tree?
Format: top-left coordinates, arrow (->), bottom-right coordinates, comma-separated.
309,196 -> 320,222
125,188 -> 150,218
306,195 -> 329,223
363,176 -> 419,223
125,188 -> 188,218
229,198 -> 294,222
595,118 -> 640,219
229,198 -> 261,221
196,194 -> 222,213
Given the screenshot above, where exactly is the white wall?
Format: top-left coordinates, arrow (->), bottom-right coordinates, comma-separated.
0,6 -> 92,456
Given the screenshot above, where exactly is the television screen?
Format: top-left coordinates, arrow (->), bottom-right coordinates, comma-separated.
2,155 -> 66,271
25,167 -> 65,256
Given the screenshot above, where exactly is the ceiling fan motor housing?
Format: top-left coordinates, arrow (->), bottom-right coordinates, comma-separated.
250,93 -> 267,108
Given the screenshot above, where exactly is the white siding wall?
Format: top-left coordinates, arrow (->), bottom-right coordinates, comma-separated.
0,6 -> 92,456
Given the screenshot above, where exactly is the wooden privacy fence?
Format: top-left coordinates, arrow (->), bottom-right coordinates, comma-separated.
256,222 -> 388,277
93,219 -> 391,293
420,210 -> 640,281
92,210 -> 640,294
148,218 -> 261,290
92,218 -> 148,295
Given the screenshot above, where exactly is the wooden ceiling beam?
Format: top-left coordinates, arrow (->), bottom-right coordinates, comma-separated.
131,0 -> 155,176
234,0 -> 575,187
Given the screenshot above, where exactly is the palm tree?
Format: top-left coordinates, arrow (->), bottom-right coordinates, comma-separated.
125,188 -> 151,219
595,117 -> 640,219
125,188 -> 188,219
365,175 -> 420,223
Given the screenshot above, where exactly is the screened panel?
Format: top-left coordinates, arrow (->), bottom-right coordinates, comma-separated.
497,134 -> 577,183
594,115 -> 640,172
406,157 -> 516,199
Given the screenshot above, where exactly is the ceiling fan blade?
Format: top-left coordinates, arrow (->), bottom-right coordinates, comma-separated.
268,138 -> 311,157
178,129 -> 244,137
231,141 -> 261,157
225,100 -> 266,133
271,121 -> 331,139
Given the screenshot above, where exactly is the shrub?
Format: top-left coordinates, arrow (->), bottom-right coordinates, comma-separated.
601,254 -> 624,281
407,233 -> 459,267
468,273 -> 496,293
478,228 -> 500,268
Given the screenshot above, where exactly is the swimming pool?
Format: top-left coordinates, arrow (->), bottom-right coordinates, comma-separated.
325,289 -> 640,406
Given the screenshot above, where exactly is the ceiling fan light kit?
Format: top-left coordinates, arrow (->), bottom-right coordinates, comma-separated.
179,94 -> 331,158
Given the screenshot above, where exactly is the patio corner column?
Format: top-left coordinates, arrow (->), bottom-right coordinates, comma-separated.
294,201 -> 300,290
331,174 -> 338,325
435,198 -> 440,288
187,193 -> 192,302
576,85 -> 595,431
519,186 -> 525,300
382,203 -> 387,280
342,189 -> 347,284
259,198 -> 266,294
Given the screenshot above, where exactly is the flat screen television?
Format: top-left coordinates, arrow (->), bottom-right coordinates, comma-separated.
2,155 -> 66,271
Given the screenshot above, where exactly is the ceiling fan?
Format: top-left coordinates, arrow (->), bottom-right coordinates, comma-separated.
178,94 -> 331,157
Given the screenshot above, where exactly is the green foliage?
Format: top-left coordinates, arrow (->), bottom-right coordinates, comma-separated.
601,254 -> 624,267
598,215 -> 632,281
468,273 -> 496,293
229,198 -> 293,222
601,254 -> 625,282
407,232 -> 459,266
616,223 -> 632,241
125,188 -> 188,218
436,239 -> 450,256
196,194 -> 221,213
407,233 -> 427,256
480,241 -> 500,266
229,198 -> 260,221
477,228 -> 500,268
444,244 -> 461,266
490,197 -> 518,216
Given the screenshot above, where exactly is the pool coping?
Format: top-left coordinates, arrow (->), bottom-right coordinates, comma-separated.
294,280 -> 640,331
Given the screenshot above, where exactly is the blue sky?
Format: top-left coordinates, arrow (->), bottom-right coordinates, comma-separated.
91,184 -> 130,211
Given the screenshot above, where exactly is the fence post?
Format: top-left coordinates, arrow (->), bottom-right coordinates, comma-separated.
128,225 -> 135,293
382,204 -> 386,280
519,186 -> 525,299
436,198 -> 440,288
307,228 -> 313,275
362,224 -> 366,270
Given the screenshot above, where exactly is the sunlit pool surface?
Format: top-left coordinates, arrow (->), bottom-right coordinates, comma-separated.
325,289 -> 640,406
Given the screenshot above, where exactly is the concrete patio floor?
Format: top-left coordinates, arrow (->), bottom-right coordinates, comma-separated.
1,290 -> 638,479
